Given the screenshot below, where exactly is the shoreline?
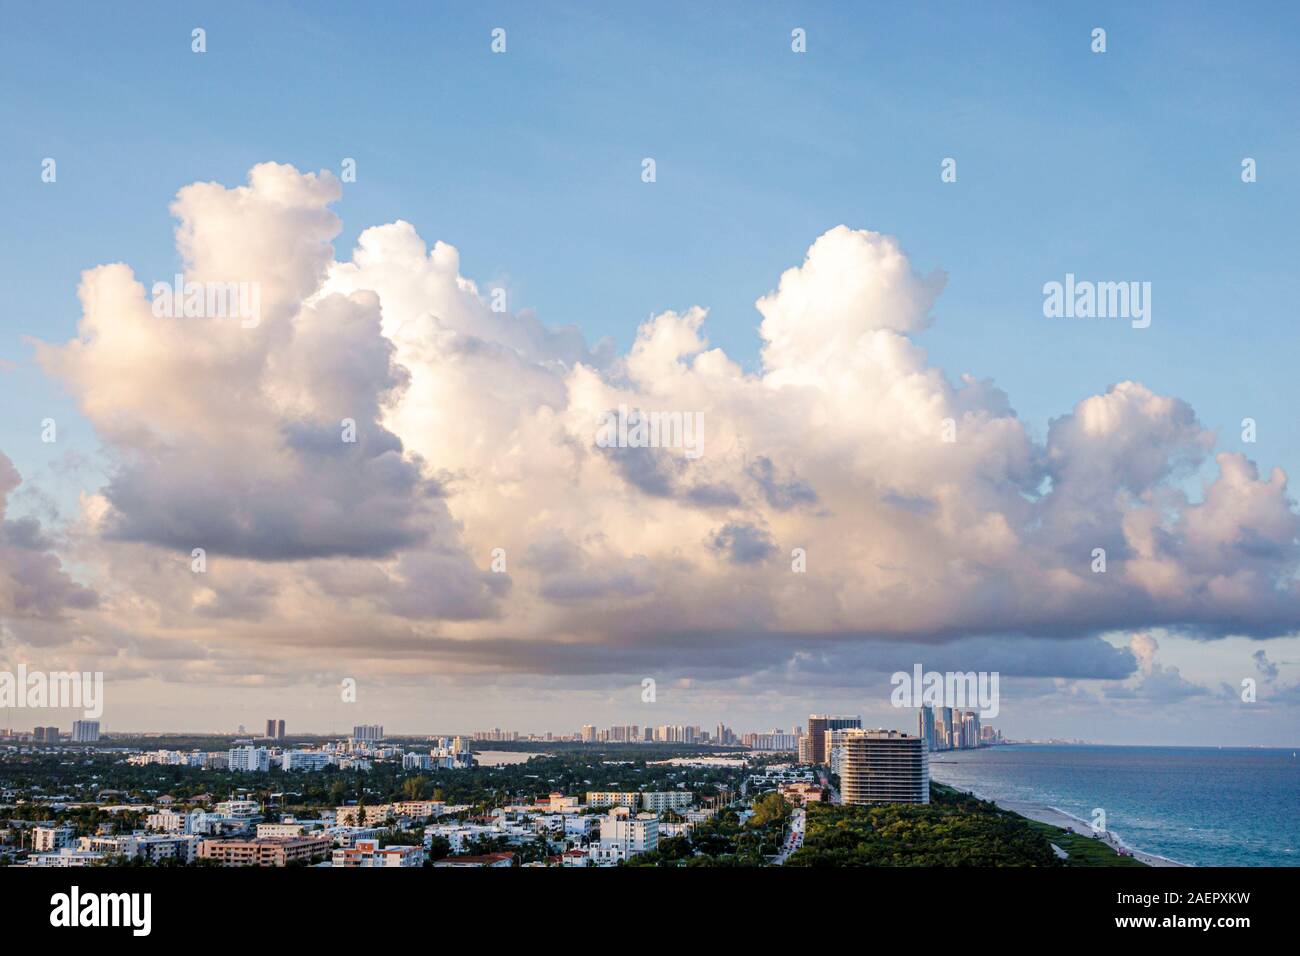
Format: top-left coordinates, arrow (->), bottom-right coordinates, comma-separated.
941,783 -> 1189,867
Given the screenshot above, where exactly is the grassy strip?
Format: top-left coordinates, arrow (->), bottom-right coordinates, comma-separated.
1021,819 -> 1148,867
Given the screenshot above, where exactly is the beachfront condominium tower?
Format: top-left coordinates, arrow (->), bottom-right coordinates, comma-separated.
839,730 -> 930,805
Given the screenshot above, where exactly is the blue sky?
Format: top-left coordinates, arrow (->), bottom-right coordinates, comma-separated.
5,2 -> 1298,465
1,2 -> 1298,740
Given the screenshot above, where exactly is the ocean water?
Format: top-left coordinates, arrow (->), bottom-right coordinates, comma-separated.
928,745 -> 1299,866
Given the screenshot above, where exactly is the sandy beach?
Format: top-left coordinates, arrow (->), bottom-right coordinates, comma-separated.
997,799 -> 1188,867
938,782 -> 1189,866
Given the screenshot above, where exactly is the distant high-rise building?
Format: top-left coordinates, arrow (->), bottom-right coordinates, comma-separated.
71,720 -> 100,743
807,716 -> 827,763
807,715 -> 861,765
33,726 -> 59,743
937,707 -> 954,751
745,731 -> 799,752
580,724 -> 597,743
917,706 -> 936,752
839,730 -> 929,805
276,719 -> 286,740
266,719 -> 276,739
352,724 -> 383,742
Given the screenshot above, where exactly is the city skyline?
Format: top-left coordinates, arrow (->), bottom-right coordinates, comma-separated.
0,707 -> 1285,748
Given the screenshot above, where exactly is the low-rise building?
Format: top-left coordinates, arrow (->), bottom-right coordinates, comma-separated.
256,822 -> 306,839
586,791 -> 639,809
332,838 -> 425,867
213,799 -> 261,821
335,804 -> 393,827
586,843 -> 627,866
586,791 -> 693,813
778,782 -> 826,806
28,848 -> 105,867
198,835 -> 332,867
391,801 -> 442,819
640,791 -> 694,813
78,833 -> 200,864
324,825 -> 386,847
145,809 -> 187,833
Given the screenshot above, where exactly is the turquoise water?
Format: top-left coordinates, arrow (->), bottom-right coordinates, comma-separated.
928,745 -> 1299,866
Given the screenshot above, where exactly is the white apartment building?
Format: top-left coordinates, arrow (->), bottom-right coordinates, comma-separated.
402,752 -> 431,770
184,810 -> 233,836
640,791 -> 694,813
826,728 -> 859,777
28,848 -> 105,867
71,720 -> 100,743
228,746 -> 269,772
78,833 -> 200,864
126,749 -> 195,764
146,809 -> 187,833
598,808 -> 658,857
32,825 -> 75,851
214,799 -> 262,821
586,843 -> 628,866
281,750 -> 333,771
565,815 -> 595,838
